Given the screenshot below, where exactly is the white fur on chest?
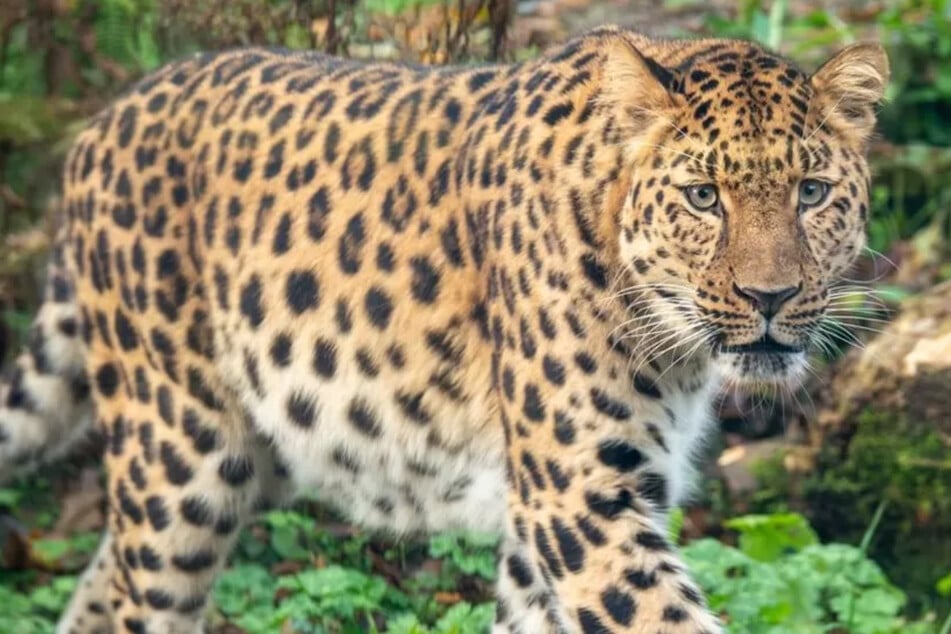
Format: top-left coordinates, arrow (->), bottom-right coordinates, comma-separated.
644,373 -> 720,507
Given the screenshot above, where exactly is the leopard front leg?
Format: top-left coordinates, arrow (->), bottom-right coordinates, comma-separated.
57,531 -> 116,634
489,338 -> 722,634
494,479 -> 720,634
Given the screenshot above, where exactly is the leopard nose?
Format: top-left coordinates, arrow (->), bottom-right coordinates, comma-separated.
733,283 -> 801,318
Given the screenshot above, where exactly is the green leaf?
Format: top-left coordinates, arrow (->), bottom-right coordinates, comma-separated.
682,514 -> 924,633
724,513 -> 818,562
28,532 -> 100,570
387,613 -> 429,634
284,23 -> 312,50
214,564 -> 277,616
667,507 -> 685,543
270,524 -> 311,561
938,572 -> 951,597
275,564 -> 406,628
750,10 -> 772,45
428,532 -> 498,580
30,538 -> 72,565
0,487 -> 23,507
432,602 -> 495,634
28,577 -> 77,614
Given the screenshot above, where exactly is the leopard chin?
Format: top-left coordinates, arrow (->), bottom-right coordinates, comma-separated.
712,349 -> 809,387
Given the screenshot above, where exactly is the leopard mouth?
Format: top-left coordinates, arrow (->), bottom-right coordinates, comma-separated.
718,335 -> 804,355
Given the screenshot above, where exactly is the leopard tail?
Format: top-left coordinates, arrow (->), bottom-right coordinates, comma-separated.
0,226 -> 92,483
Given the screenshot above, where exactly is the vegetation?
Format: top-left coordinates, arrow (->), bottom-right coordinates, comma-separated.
3,480 -> 948,633
0,0 -> 949,632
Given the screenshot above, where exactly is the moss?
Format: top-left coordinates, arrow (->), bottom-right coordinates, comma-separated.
748,408 -> 951,614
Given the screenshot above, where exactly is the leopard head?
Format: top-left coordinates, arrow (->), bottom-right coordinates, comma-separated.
604,35 -> 889,385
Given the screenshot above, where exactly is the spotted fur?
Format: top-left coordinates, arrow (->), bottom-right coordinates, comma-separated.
0,26 -> 887,634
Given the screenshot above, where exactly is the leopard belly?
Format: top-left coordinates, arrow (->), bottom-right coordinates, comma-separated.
234,363 -> 716,536
254,390 -> 506,534
229,356 -> 507,534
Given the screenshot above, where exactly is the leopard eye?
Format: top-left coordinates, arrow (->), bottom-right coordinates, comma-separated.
683,184 -> 719,211
798,179 -> 830,209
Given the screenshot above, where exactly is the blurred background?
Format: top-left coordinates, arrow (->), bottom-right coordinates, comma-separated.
0,0 -> 949,632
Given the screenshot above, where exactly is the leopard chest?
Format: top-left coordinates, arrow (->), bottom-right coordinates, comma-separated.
643,372 -> 721,508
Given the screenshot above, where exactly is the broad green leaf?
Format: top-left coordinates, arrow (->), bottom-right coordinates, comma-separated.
724,513 -> 818,562
938,572 -> 951,597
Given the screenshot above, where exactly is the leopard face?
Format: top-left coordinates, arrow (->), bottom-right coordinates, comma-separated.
608,38 -> 889,385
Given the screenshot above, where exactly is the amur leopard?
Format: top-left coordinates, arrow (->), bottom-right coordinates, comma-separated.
0,25 -> 888,634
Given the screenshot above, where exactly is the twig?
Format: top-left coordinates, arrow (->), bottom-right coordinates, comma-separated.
325,0 -> 337,54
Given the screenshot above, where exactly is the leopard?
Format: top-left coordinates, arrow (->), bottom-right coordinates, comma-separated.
0,24 -> 888,634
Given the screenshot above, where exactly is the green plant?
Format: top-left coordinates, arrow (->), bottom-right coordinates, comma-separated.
427,532 -> 498,581
265,510 -> 322,562
213,563 -> 281,632
683,513 -> 935,634
877,0 -> 951,146
275,565 -> 409,632
700,0 -> 789,49
936,573 -> 951,634
94,0 -> 164,72
723,513 -> 819,562
0,574 -> 76,634
29,532 -> 101,570
388,602 -> 495,634
362,0 -> 446,15
213,510 -> 496,632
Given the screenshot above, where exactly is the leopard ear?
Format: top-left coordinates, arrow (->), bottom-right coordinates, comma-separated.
601,38 -> 677,131
810,43 -> 889,145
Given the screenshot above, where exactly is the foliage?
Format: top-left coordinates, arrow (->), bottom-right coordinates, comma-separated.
213,563 -> 281,631
684,539 -> 925,634
939,573 -> 951,597
877,0 -> 951,146
211,509 -> 497,632
427,532 -> 498,581
387,602 -> 496,634
0,574 -> 76,634
202,510 -> 497,634
216,563 -> 413,633
682,513 -> 939,634
721,513 -> 818,562
5,480 -> 947,634
28,533 -> 101,571
808,410 -> 951,609
0,476 -> 64,530
748,408 -> 951,616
